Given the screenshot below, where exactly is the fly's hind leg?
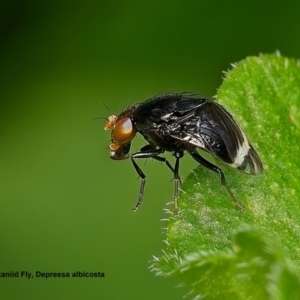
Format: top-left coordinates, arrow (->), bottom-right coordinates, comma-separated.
189,150 -> 244,210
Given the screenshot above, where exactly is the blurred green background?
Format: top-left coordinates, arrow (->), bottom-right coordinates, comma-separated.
1,1 -> 300,299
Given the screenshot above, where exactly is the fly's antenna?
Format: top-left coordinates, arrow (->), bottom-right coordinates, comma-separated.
93,102 -> 114,121
102,101 -> 113,114
93,116 -> 108,121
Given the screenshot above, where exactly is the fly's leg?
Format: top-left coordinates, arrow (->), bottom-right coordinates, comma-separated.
130,157 -> 147,211
140,145 -> 175,174
152,155 -> 183,185
189,150 -> 244,210
172,151 -> 183,215
151,154 -> 174,173
131,147 -> 168,211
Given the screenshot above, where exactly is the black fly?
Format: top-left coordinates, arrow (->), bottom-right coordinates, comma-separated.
104,92 -> 263,213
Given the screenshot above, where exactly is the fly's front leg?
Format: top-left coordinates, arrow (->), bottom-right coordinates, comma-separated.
130,157 -> 147,211
130,147 -> 166,211
189,150 -> 244,210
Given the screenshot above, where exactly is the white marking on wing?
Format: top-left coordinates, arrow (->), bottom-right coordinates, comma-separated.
230,130 -> 250,168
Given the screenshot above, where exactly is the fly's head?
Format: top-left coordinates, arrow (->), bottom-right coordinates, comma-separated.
104,109 -> 136,160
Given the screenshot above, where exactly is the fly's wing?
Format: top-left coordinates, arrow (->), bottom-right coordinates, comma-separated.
170,101 -> 263,175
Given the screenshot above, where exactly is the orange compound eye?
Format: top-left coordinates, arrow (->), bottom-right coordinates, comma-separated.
111,117 -> 136,145
104,115 -> 117,130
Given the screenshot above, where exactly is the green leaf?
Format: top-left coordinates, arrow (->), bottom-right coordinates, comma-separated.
152,53 -> 300,299
155,230 -> 300,299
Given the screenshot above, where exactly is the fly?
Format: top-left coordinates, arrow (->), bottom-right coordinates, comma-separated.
104,92 -> 263,213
